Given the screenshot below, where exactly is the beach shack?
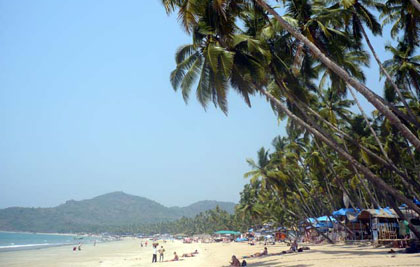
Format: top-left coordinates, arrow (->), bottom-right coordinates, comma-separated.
213,230 -> 241,242
300,216 -> 337,243
400,204 -> 420,240
355,208 -> 398,242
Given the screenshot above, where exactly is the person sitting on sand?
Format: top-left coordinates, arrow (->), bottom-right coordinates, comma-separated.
169,252 -> 179,261
192,249 -> 199,254
263,247 -> 268,255
230,255 -> 240,266
256,247 -> 268,257
290,240 -> 298,252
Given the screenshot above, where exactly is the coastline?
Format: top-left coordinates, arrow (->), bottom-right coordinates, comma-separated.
0,231 -> 104,253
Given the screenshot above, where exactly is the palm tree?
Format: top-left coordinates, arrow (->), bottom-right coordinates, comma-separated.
381,0 -> 420,50
162,0 -> 420,226
409,0 -> 420,12
326,0 -> 419,127
254,0 -> 420,151
164,0 -> 420,151
383,42 -> 420,98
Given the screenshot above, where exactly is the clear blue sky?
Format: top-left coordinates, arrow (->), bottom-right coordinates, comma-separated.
0,1 -> 391,208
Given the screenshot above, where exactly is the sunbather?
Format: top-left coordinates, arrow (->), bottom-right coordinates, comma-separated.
168,252 -> 179,261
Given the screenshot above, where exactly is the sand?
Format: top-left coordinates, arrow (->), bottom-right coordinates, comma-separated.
0,238 -> 419,267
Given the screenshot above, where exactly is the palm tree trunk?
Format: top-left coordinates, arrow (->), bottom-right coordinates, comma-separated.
356,17 -> 420,129
348,86 -> 389,162
258,87 -> 420,217
312,140 -> 361,210
409,0 -> 420,12
409,69 -> 420,95
383,193 -> 420,239
293,184 -> 335,244
255,0 -> 420,152
293,93 -> 420,192
374,90 -> 419,126
343,142 -> 380,208
346,87 -> 419,196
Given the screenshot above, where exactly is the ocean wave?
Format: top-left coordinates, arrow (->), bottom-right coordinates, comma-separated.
0,243 -> 68,249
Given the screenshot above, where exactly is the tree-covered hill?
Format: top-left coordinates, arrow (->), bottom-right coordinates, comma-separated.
0,192 -> 235,233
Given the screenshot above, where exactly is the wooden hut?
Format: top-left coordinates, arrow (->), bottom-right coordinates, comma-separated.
356,208 -> 399,242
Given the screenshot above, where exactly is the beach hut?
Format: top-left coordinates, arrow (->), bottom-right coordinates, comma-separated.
355,208 -> 399,242
214,230 -> 241,235
213,230 -> 241,242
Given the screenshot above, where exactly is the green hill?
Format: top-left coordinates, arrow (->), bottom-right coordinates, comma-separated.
0,192 -> 235,233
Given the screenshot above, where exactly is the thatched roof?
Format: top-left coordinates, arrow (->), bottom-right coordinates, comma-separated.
357,208 -> 398,219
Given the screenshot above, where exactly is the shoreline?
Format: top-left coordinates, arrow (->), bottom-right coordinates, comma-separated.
0,238 -> 419,267
0,230 -> 100,236
0,231 -> 106,253
0,230 -> 78,236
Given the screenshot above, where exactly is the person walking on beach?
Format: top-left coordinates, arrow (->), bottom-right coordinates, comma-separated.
158,246 -> 165,262
152,244 -> 158,263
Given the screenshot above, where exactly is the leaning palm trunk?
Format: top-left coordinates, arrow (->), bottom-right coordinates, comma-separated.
382,193 -> 420,239
356,18 -> 420,128
260,87 -> 420,238
409,0 -> 420,12
291,92 -> 420,193
342,141 -> 381,208
347,86 -> 397,170
255,0 -> 420,152
258,87 -> 420,229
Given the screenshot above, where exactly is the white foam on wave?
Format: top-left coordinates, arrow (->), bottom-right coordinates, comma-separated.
0,243 -> 64,249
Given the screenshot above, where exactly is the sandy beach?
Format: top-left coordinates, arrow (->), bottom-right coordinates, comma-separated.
0,239 -> 419,267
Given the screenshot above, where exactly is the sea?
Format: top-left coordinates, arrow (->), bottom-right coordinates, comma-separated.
0,231 -> 97,252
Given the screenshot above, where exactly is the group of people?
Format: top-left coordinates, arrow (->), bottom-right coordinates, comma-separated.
230,239 -> 309,265
72,243 -> 82,251
152,244 -> 169,262
150,243 -> 198,263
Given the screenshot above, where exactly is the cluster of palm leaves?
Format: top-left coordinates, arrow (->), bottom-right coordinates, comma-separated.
162,0 -> 420,237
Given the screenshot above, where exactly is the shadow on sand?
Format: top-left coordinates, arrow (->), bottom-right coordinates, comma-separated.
248,258 -> 313,267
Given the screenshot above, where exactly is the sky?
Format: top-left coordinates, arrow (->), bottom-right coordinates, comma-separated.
0,1 -> 393,208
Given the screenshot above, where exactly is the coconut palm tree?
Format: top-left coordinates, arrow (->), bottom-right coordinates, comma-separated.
383,42 -> 420,98
253,0 -> 420,151
381,0 -> 420,50
162,0 -> 420,226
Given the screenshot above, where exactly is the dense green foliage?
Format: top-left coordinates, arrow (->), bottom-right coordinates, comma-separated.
163,0 -> 420,237
0,192 -> 235,233
110,206 -> 247,235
